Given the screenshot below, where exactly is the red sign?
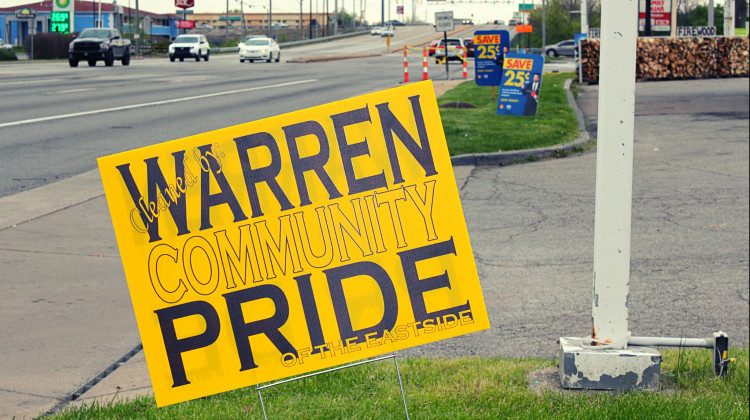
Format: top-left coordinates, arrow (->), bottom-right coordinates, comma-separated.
397,5 -> 404,14
515,24 -> 533,33
176,20 -> 195,28
175,0 -> 194,9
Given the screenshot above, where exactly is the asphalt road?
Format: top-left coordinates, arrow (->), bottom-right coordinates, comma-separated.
0,24 -> 490,198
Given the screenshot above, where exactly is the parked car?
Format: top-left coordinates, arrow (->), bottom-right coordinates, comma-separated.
434,38 -> 465,63
463,38 -> 475,58
169,34 -> 210,62
238,36 -> 280,63
389,20 -> 405,26
68,28 -> 131,67
0,39 -> 12,50
195,23 -> 213,29
380,26 -> 394,37
544,39 -> 576,57
428,39 -> 439,56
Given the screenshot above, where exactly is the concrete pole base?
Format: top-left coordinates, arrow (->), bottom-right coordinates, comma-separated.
559,337 -> 662,391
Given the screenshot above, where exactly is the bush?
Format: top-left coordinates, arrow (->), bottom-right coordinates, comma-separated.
25,32 -> 74,59
152,40 -> 170,54
0,49 -> 17,61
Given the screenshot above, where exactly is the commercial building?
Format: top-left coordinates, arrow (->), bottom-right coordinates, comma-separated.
0,1 -> 176,47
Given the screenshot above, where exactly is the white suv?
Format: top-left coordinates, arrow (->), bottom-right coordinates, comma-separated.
169,34 -> 210,62
434,38 -> 466,63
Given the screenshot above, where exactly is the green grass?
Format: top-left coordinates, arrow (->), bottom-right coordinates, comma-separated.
438,73 -> 579,156
52,346 -> 748,419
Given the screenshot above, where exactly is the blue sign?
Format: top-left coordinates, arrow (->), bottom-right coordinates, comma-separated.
473,30 -> 510,86
497,53 -> 545,117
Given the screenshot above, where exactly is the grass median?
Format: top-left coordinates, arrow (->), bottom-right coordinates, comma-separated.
53,347 -> 748,419
438,72 -> 580,156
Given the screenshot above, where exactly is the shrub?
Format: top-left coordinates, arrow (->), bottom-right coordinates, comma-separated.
0,49 -> 18,61
152,40 -> 170,54
25,32 -> 74,59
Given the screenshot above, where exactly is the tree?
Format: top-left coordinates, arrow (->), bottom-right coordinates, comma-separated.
679,4 -> 725,34
525,0 -> 599,47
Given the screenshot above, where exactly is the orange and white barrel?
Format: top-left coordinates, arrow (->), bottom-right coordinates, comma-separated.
462,49 -> 468,79
403,46 -> 410,83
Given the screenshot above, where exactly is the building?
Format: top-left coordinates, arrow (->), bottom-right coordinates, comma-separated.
1,1 -> 337,48
0,1 -> 177,47
190,12 -> 329,31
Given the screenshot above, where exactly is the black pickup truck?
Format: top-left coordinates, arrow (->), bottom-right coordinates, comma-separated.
69,28 -> 131,67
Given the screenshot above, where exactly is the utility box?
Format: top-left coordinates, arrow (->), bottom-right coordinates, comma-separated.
559,337 -> 661,391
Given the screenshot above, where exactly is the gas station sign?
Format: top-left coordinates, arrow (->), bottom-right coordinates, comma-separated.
50,11 -> 71,34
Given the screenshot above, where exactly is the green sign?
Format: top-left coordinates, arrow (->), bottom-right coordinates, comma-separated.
51,11 -> 71,34
219,16 -> 241,21
518,4 -> 534,11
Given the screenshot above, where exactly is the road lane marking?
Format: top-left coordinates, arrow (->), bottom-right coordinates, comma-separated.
0,78 -> 64,86
0,79 -> 318,128
49,88 -> 97,94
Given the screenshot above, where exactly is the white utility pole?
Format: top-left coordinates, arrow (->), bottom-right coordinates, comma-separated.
725,0 -> 735,36
591,0 -> 639,349
581,0 -> 588,34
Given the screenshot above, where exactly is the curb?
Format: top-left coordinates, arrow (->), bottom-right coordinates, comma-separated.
450,78 -> 590,166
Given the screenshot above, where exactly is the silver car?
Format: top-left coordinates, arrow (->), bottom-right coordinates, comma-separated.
239,37 -> 280,63
544,39 -> 576,57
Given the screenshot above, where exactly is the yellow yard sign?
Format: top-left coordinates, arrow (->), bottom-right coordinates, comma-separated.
98,80 -> 489,407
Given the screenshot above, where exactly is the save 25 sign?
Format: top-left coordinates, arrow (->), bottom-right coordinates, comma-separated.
473,30 -> 509,86
497,53 -> 545,116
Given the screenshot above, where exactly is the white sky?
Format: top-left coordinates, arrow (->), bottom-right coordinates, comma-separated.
0,0 -> 522,24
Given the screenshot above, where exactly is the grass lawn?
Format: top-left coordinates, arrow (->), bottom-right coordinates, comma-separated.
438,72 -> 579,156
52,347 -> 748,419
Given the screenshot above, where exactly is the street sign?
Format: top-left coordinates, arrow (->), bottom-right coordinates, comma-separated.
435,11 -> 454,32
516,24 -> 533,33
175,0 -> 194,9
473,30 -> 510,86
98,81 -> 490,407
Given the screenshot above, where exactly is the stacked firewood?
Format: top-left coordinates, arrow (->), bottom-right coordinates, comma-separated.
581,37 -> 749,83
